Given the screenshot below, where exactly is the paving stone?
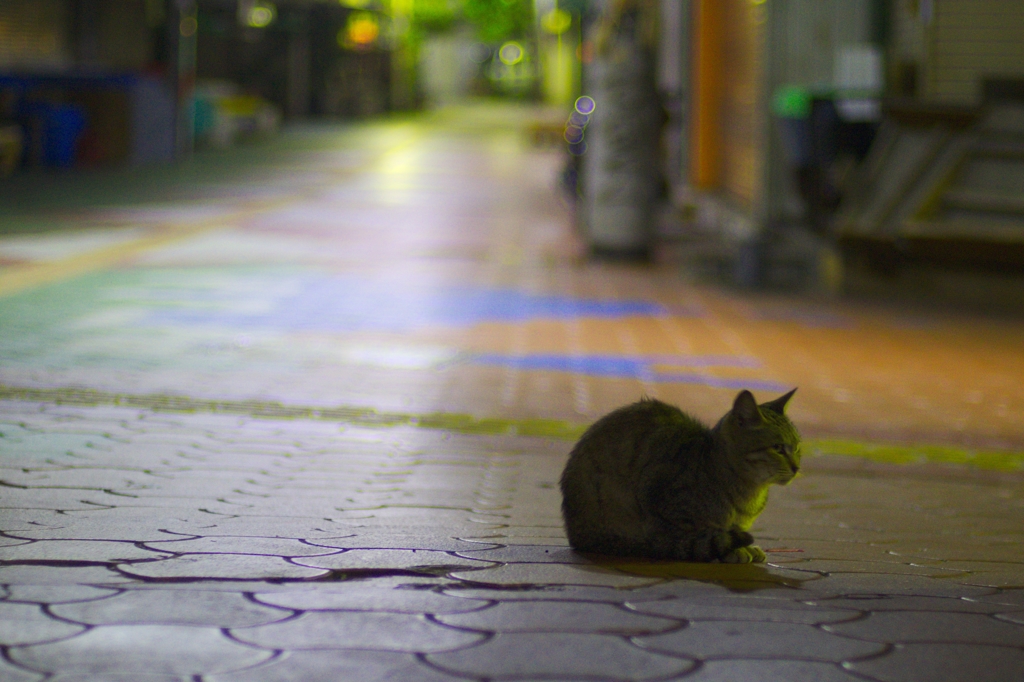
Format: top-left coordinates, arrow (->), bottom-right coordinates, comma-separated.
2,585 -> 118,604
426,632 -> 695,680
292,549 -> 495,572
454,544 -> 587,563
973,589 -> 1024,607
117,554 -> 329,580
8,508 -> 244,541
627,593 -> 860,624
791,571 -> 999,598
824,610 -> 1024,645
643,579 -> 772,599
860,544 -> 1024,565
158,516 -> 361,539
10,624 -> 273,676
231,610 -> 484,652
436,600 -> 681,634
470,533 -> 571,546
813,594 -> 1013,613
208,649 -> 458,682
0,508 -> 67,532
442,584 -> 677,604
0,658 -> 44,682
955,564 -> 1024,588
0,565 -> 134,585
594,558 -> 819,591
0,540 -> 171,563
253,584 -> 490,614
637,620 -> 887,661
846,642 -> 1024,682
684,659 -> 870,681
305,534 -> 498,552
48,671 -> 186,675
767,557 -> 969,578
143,536 -> 342,557
762,539 -> 901,562
0,488 -> 118,511
1,468 -> 170,491
994,611 -> 1024,625
327,507 -> 505,532
449,562 -> 663,588
261,574 -> 457,593
0,537 -> 31,547
50,588 -> 292,627
0,602 -> 86,645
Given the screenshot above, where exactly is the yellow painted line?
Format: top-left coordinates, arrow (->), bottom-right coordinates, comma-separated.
0,123 -> 426,299
0,222 -> 219,298
1,384 -> 1022,472
0,189 -> 309,298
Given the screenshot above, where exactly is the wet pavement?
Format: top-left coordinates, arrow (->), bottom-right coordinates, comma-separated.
1,102 -> 1023,681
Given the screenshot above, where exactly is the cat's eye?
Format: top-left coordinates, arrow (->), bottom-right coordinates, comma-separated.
773,444 -> 792,456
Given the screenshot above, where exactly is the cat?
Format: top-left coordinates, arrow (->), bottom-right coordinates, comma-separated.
559,388 -> 800,563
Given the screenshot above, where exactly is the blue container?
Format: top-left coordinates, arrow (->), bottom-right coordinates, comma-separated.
43,104 -> 86,168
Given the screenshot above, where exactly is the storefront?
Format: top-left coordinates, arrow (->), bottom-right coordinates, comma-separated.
689,0 -> 766,218
0,0 -> 175,172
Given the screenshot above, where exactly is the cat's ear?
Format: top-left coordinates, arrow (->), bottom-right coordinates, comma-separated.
732,390 -> 763,428
762,388 -> 797,415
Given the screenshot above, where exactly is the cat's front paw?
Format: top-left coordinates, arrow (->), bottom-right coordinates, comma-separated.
721,544 -> 766,564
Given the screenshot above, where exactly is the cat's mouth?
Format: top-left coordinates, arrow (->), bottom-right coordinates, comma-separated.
779,460 -> 800,482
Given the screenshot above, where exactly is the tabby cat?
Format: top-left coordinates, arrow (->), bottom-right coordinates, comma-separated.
560,389 -> 800,563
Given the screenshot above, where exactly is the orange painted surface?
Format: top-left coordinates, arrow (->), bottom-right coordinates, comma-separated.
690,0 -> 724,189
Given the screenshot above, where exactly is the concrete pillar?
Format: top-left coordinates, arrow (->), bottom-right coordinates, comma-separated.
658,0 -> 689,186
171,0 -> 197,159
581,0 -> 661,258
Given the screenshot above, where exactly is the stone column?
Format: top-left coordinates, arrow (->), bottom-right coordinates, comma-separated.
581,0 -> 662,258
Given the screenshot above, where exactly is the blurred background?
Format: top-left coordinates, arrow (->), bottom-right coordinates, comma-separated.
1,0 -> 1023,300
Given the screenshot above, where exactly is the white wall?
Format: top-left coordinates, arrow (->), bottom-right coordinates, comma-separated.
419,30 -> 478,106
776,0 -> 875,91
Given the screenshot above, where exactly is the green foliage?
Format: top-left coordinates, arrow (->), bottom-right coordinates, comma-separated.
412,0 -> 458,33
462,0 -> 534,42
410,0 -> 533,42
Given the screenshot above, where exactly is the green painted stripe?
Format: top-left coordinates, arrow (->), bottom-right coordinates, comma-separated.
1,384 -> 1021,471
806,439 -> 1024,473
0,385 -> 587,441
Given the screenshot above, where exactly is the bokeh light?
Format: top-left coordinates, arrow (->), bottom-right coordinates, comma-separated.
247,7 -> 275,28
498,41 -> 524,66
340,12 -> 380,49
179,16 -> 198,37
541,8 -> 572,35
574,96 -> 595,115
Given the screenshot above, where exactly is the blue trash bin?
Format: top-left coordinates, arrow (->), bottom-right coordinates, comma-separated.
44,104 -> 87,168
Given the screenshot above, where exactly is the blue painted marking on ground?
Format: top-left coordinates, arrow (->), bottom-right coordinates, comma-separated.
147,277 -> 677,331
471,353 -> 786,391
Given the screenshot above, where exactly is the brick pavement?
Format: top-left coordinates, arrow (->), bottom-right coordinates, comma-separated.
1,103 -> 1023,680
